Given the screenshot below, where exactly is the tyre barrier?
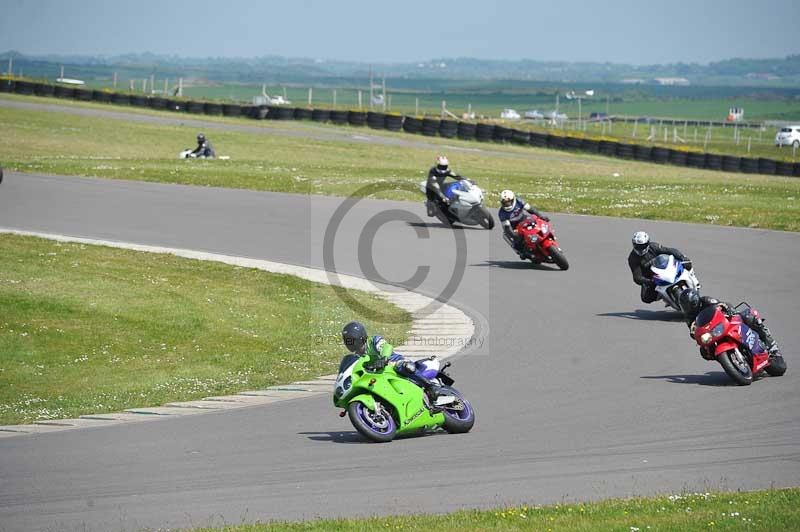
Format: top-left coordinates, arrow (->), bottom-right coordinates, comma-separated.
111,93 -> 131,106
775,160 -> 794,177
617,143 -> 635,159
186,101 -> 205,114
203,102 -> 223,116
651,147 -> 670,164
367,111 -> 386,129
581,138 -> 601,153
475,123 -> 495,142
92,90 -> 112,103
348,110 -> 367,126
511,129 -> 530,145
599,140 -> 618,157
547,134 -> 565,150
493,125 -> 513,143
721,155 -> 742,172
740,157 -> 759,174
311,108 -> 331,122
0,79 -> 14,92
74,88 -> 92,101
439,120 -> 458,138
757,157 -> 777,176
130,95 -> 148,107
330,109 -> 349,125
245,105 -> 268,119
294,107 -> 313,121
54,85 -> 75,99
563,136 -> 582,151
686,152 -> 706,168
794,163 -> 800,177
529,132 -> 548,148
457,122 -> 477,140
633,144 -> 651,160
668,149 -> 688,166
34,83 -> 55,97
222,104 -> 242,117
421,118 -> 440,136
13,80 -> 37,95
402,116 -> 422,133
706,153 -> 723,171
385,114 -> 403,132
148,96 -> 168,110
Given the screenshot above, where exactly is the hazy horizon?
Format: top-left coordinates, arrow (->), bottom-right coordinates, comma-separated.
2,0 -> 798,65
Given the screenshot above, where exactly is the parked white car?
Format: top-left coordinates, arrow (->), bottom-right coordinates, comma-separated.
775,125 -> 800,148
524,109 -> 544,120
500,108 -> 521,120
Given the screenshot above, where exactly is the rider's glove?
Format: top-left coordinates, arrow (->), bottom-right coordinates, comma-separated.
683,260 -> 693,270
541,215 -> 550,222
442,197 -> 450,205
366,357 -> 387,372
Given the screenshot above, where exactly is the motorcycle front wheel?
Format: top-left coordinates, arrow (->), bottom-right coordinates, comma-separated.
348,400 -> 397,443
440,387 -> 475,434
476,206 -> 495,229
549,248 -> 569,271
719,348 -> 753,385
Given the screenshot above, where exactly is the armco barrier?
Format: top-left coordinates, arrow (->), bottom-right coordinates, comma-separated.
348,110 -> 367,126
421,118 -> 440,136
385,114 -> 403,132
475,123 -> 494,142
294,107 -> 312,121
330,109 -> 349,125
403,116 -> 422,134
311,108 -> 330,123
439,120 -> 458,138
2,84 -> 793,179
457,122 -> 476,140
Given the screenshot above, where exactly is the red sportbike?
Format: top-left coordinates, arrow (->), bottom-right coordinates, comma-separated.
693,303 -> 787,385
510,214 -> 569,270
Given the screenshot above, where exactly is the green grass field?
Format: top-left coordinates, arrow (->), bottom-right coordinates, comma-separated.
194,488 -> 800,531
0,234 -> 410,425
2,95 -> 799,231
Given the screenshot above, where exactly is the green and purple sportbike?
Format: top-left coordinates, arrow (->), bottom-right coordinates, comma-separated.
333,354 -> 475,443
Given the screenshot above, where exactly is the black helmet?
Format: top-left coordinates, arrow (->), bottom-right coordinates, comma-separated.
197,133 -> 206,143
342,321 -> 368,353
679,289 -> 701,316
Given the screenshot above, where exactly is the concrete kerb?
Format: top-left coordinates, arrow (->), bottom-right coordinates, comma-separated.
0,228 -> 479,437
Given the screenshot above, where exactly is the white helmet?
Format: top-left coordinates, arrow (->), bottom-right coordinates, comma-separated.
500,189 -> 516,211
435,155 -> 449,172
632,231 -> 650,256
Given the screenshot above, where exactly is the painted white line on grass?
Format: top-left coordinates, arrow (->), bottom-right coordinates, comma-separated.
0,228 -> 480,437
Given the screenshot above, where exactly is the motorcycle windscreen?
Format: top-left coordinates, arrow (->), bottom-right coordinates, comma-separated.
695,305 -> 719,328
443,181 -> 465,200
338,353 -> 361,374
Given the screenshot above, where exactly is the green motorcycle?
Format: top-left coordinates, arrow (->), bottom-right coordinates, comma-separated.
333,354 -> 475,443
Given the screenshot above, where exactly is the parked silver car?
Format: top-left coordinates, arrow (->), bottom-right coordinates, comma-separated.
775,125 -> 800,148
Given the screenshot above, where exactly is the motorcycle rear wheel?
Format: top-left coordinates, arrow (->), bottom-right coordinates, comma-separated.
348,400 -> 397,443
549,248 -> 569,271
440,387 -> 475,434
719,348 -> 753,385
765,354 -> 787,377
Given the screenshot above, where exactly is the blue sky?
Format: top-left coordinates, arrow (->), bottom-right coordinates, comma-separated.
1,0 -> 798,64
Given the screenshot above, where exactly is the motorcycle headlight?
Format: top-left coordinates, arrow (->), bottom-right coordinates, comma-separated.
699,332 -> 713,345
529,234 -> 538,242
711,324 -> 725,337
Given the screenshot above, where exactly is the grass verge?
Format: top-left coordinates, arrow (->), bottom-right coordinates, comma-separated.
1,97 -> 799,231
0,234 -> 410,425
194,488 -> 800,531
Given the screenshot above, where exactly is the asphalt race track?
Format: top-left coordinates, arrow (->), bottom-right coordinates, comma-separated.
1,171 -> 799,531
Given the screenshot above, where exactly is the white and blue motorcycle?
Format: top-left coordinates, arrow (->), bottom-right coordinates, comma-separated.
418,180 -> 494,229
649,254 -> 702,311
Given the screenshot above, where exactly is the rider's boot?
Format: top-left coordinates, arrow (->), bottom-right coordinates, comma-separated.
425,201 -> 435,217
426,384 -> 456,408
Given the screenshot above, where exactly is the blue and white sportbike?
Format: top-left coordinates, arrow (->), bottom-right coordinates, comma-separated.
418,179 -> 494,229
649,254 -> 701,311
